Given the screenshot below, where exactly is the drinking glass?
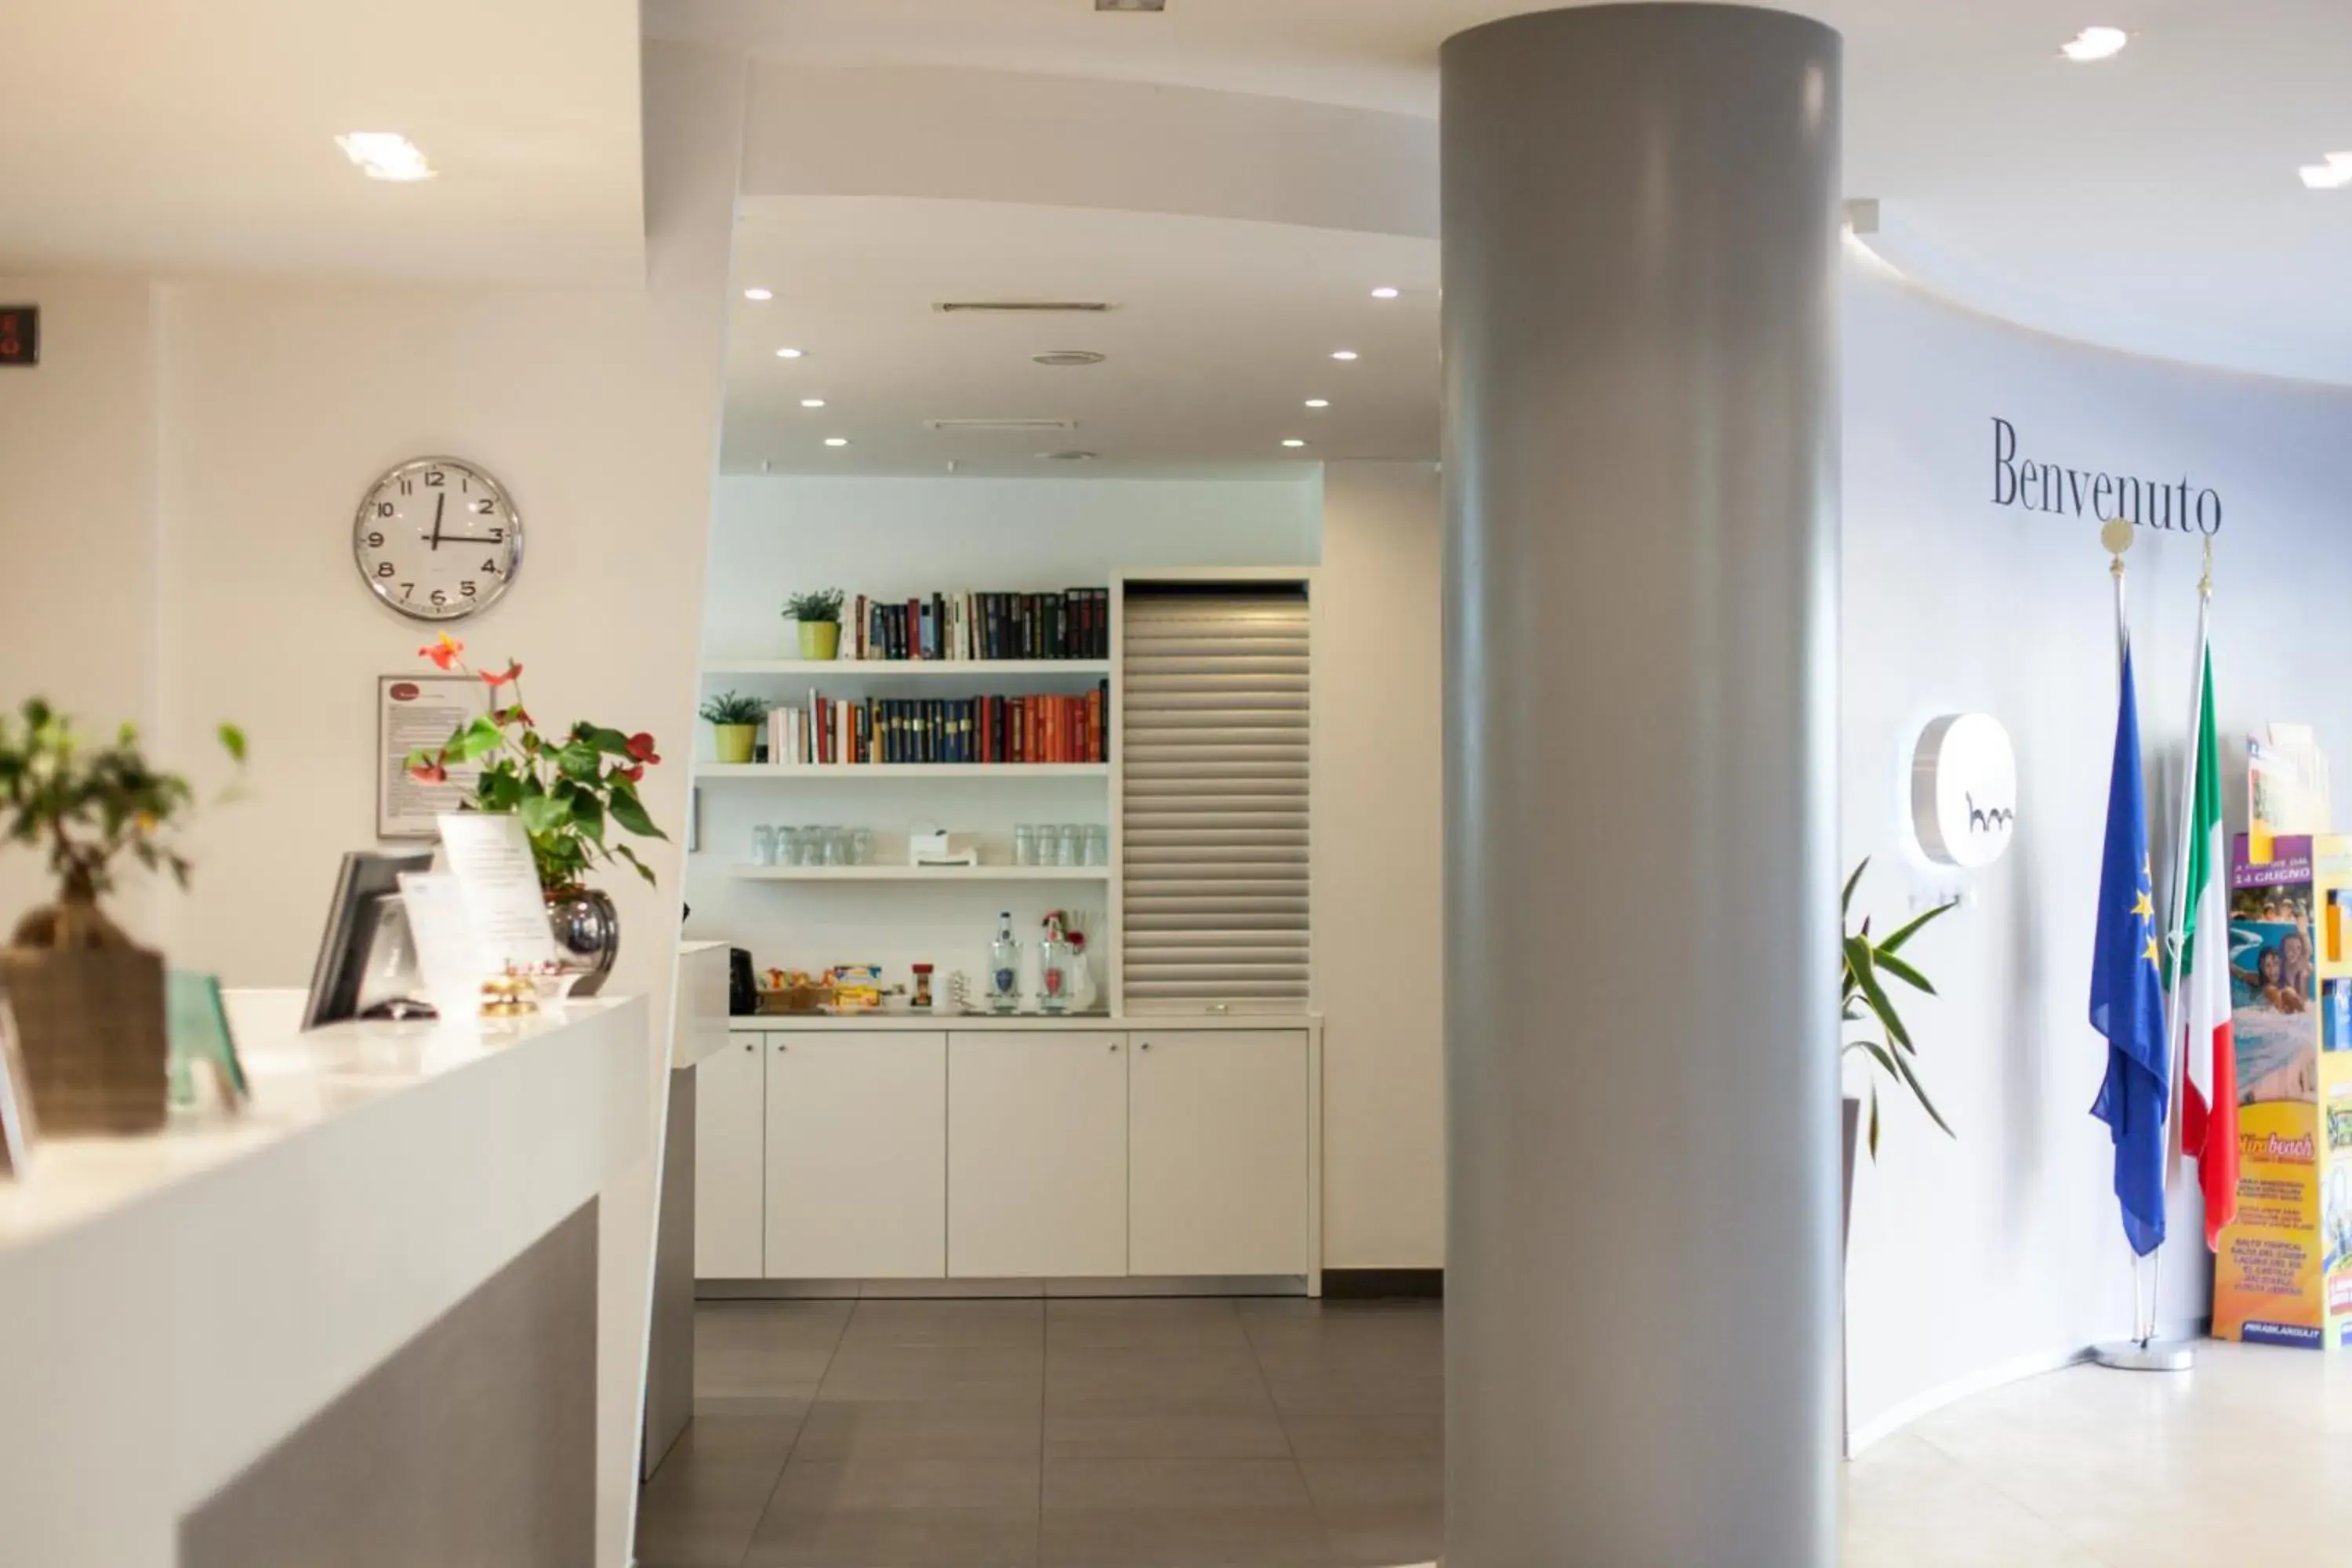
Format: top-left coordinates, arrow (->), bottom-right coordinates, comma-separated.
823,826 -> 849,866
1058,825 -> 1083,866
1014,826 -> 1038,866
851,828 -> 874,866
751,824 -> 776,866
799,824 -> 823,866
1083,826 -> 1109,866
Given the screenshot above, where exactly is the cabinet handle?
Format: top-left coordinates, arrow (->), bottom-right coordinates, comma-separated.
775,1043 -> 788,1053
743,1042 -> 753,1052
1109,1043 -> 1119,1052
1140,1041 -> 1152,1051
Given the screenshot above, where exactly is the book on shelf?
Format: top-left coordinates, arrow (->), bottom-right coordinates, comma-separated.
843,588 -> 1111,662
762,681 -> 1111,766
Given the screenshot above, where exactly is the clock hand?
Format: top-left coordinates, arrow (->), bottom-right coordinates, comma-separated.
429,493 -> 446,550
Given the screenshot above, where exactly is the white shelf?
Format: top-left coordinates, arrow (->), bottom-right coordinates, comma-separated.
696,763 -> 1107,780
702,659 -> 1109,679
729,865 -> 1109,883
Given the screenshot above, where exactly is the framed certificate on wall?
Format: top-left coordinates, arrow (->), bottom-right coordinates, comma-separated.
378,675 -> 482,839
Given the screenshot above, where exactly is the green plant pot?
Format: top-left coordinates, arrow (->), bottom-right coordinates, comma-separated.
713,724 -> 757,765
797,621 -> 840,662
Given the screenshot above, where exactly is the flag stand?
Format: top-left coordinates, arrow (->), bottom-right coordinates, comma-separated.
2090,519 -> 2198,1375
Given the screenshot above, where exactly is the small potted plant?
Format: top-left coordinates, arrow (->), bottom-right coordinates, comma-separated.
701,691 -> 765,766
785,589 -> 846,661
0,699 -> 245,1133
403,637 -> 666,995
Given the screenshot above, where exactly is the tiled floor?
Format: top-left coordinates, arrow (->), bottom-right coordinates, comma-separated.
636,1296 -> 1443,1568
643,1299 -> 2351,1567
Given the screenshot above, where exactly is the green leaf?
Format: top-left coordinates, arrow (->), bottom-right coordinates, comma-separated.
217,724 -> 248,764
1884,1044 -> 1955,1138
1878,897 -> 1956,956
1842,858 -> 1868,916
1846,1037 -> 1900,1080
569,788 -> 606,844
518,794 -> 568,836
1846,935 -> 1911,1051
607,786 -> 664,841
1875,949 -> 1936,996
614,841 -> 658,887
557,740 -> 601,780
480,769 -> 524,811
447,716 -> 506,764
1867,1083 -> 1881,1160
579,725 -> 634,757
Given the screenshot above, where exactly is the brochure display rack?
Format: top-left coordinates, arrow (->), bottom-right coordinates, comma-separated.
2212,833 -> 2352,1349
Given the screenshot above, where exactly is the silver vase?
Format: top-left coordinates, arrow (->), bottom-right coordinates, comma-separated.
544,887 -> 619,996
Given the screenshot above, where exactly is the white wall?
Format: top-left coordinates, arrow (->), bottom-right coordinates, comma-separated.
1315,462 -> 1445,1269
687,471 -> 1319,988
1840,255 -> 2352,1443
0,276 -> 163,940
0,43 -> 745,1564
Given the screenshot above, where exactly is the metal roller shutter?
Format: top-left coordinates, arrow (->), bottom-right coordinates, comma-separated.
1120,586 -> 1310,1010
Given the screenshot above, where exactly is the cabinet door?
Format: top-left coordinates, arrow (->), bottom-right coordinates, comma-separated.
765,1033 -> 946,1279
1130,1030 -> 1309,1277
948,1032 -> 1128,1277
693,1036 -> 766,1279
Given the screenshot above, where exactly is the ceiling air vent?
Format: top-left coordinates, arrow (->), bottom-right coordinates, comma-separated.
1040,451 -> 1100,462
1033,350 -> 1107,367
934,300 -> 1115,314
924,419 -> 1078,434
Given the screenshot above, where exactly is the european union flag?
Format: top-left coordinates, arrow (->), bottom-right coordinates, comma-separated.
2089,644 -> 2169,1257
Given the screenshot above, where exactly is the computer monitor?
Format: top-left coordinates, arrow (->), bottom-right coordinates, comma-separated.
300,851 -> 435,1031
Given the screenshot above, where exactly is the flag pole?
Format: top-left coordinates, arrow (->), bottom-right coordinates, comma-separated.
2091,518 -> 2198,1374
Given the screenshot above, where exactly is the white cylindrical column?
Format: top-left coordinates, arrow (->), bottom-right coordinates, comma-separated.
1441,5 -> 1844,1563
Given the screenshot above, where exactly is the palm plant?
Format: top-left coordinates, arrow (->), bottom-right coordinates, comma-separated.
1842,858 -> 1956,1159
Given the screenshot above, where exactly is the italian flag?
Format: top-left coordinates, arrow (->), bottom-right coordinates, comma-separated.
2174,636 -> 2238,1247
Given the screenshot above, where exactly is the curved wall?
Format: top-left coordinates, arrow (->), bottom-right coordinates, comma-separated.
1839,253 -> 2352,1446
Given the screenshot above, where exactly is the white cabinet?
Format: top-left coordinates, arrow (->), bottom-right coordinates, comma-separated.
765,1033 -> 946,1279
693,1036 -> 767,1279
1129,1030 -> 1310,1277
948,1031 -> 1128,1277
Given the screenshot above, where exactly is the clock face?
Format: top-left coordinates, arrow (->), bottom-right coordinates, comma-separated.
352,456 -> 523,622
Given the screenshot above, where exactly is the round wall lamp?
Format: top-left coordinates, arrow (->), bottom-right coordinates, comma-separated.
1911,713 -> 2016,868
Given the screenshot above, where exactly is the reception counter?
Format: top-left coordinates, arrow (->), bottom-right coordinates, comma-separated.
0,999 -> 658,1568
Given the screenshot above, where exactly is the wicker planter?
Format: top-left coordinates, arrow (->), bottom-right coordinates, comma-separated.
0,942 -> 168,1134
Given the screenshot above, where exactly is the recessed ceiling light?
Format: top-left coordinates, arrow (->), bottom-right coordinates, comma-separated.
775,347 -> 805,359
1041,450 -> 1101,461
1331,350 -> 1359,361
335,132 -> 434,183
1304,399 -> 1330,408
1032,350 -> 1107,367
2059,26 -> 2128,62
1370,286 -> 1400,299
1282,439 -> 1308,448
2299,154 -> 2352,190
1095,0 -> 1167,10
800,398 -> 827,408
823,437 -> 850,448
743,287 -> 773,301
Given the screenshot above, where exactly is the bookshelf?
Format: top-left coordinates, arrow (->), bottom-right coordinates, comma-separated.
729,865 -> 1108,884
695,763 -> 1109,781
701,659 -> 1109,681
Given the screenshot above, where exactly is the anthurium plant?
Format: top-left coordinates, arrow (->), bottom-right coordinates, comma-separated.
1842,858 -> 1956,1160
0,699 -> 247,948
403,636 -> 666,895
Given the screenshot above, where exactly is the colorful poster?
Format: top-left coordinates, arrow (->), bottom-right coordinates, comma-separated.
2214,835 -> 2332,1347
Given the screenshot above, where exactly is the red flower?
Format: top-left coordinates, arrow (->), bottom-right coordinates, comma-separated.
481,660 -> 523,688
617,764 -> 645,783
409,756 -> 449,784
499,705 -> 535,728
419,633 -> 464,670
626,732 -> 661,764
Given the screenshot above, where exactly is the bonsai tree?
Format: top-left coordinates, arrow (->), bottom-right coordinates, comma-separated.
0,699 -> 246,948
1842,858 -> 1955,1159
403,636 -> 666,894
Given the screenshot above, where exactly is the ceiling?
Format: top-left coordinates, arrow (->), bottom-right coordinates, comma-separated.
653,0 -> 2352,387
723,197 -> 1439,476
0,0 -> 645,285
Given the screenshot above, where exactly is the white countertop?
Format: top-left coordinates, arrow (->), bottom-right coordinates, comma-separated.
729,1011 -> 1320,1032
0,1000 -> 655,1567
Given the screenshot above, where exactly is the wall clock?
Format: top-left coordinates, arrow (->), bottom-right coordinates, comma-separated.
1911,713 -> 2016,869
352,456 -> 523,622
